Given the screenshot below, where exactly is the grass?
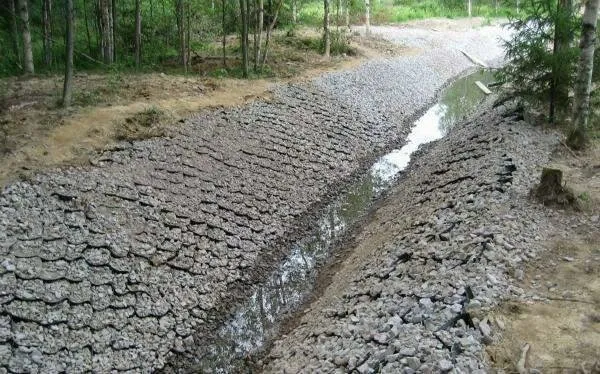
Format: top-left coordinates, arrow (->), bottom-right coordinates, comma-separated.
297,0 -> 517,26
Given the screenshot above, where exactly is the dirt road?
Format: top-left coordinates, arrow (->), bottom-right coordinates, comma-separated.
0,21 -> 508,372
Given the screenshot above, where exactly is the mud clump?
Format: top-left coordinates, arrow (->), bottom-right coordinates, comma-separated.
114,106 -> 170,141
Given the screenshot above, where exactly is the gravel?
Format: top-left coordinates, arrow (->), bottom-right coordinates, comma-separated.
0,23 -> 507,372
260,101 -> 574,373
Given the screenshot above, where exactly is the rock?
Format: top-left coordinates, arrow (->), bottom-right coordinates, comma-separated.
514,268 -> 524,281
397,347 -> 416,357
357,362 -> 371,374
334,356 -> 349,366
439,359 -> 453,372
486,273 -> 498,284
419,298 -> 434,309
373,333 -> 389,344
479,320 -> 493,344
405,357 -> 421,370
494,317 -> 505,330
1,260 -> 15,272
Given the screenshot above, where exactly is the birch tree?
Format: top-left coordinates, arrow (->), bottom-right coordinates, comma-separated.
260,0 -> 282,67
17,0 -> 35,74
99,0 -> 114,64
63,0 -> 75,107
239,0 -> 249,77
254,0 -> 264,71
323,0 -> 331,58
345,0 -> 350,28
222,0 -> 227,67
365,0 -> 370,35
569,0 -> 600,148
135,0 -> 142,68
175,0 -> 187,68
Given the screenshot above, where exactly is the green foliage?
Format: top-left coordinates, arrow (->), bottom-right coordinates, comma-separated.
374,0 -> 517,23
329,30 -> 356,55
497,0 -> 579,118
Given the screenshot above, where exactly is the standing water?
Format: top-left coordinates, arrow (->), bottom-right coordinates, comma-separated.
190,70 -> 495,372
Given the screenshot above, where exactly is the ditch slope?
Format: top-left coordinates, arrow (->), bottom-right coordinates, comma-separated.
261,100 -> 565,373
0,22 -> 506,372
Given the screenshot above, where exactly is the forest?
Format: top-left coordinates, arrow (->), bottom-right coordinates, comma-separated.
1,0 -> 516,80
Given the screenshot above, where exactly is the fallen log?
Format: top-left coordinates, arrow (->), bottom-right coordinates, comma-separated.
475,81 -> 492,95
459,49 -> 489,68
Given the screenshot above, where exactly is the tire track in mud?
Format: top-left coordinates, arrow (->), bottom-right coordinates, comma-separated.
0,27 -> 505,372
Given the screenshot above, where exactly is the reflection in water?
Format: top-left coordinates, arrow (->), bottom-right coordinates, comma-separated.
193,70 -> 495,373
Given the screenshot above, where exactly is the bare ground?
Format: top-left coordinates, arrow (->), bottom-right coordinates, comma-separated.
487,139 -> 600,374
0,28 -> 407,187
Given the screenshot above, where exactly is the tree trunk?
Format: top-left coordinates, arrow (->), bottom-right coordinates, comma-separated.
17,0 -> 34,74
532,168 -> 577,207
260,0 -> 282,67
186,1 -> 191,72
100,0 -> 114,64
239,0 -> 249,77
570,0 -> 600,147
43,0 -> 53,67
292,0 -> 297,23
222,0 -> 227,67
246,0 -> 251,68
63,0 -> 75,107
135,0 -> 142,67
254,0 -> 264,71
95,0 -> 102,56
83,0 -> 93,56
516,0 -> 520,13
345,0 -> 350,28
324,0 -> 331,58
364,0 -> 370,35
175,0 -> 187,68
467,0 -> 472,17
112,0 -> 117,62
549,0 -> 573,123
161,0 -> 169,46
8,0 -> 22,67
336,0 -> 340,28
494,0 -> 498,14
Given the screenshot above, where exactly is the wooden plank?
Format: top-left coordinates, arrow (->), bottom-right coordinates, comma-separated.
460,49 -> 489,68
475,81 -> 492,95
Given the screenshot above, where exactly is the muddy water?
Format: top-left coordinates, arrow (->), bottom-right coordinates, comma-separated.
192,70 -> 495,373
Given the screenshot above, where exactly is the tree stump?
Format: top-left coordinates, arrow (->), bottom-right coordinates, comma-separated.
531,167 -> 578,208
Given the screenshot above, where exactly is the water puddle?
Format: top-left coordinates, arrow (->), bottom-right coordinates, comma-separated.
192,70 -> 495,372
